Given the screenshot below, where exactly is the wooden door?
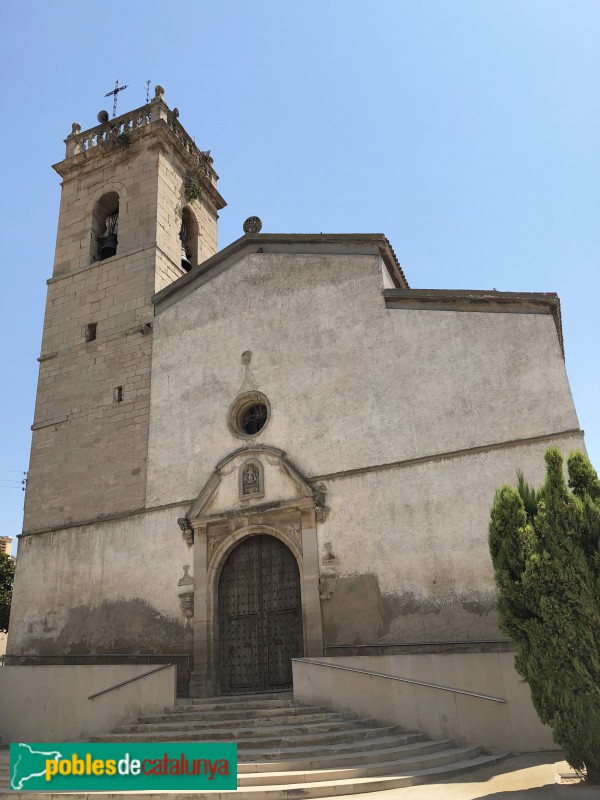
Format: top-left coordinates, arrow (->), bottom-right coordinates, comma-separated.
218,535 -> 303,694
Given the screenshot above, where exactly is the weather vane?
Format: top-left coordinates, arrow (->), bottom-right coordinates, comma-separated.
105,79 -> 129,118
145,80 -> 151,104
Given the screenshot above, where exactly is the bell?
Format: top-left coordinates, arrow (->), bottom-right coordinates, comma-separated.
181,243 -> 192,272
99,233 -> 118,260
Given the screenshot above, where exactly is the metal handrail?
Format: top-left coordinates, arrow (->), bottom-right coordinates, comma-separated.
88,663 -> 173,700
292,658 -> 506,703
324,639 -> 511,655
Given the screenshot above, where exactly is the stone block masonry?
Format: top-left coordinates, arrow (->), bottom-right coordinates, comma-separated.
25,249 -> 155,530
23,93 -> 225,532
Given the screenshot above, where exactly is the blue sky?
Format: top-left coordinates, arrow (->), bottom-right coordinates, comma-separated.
0,1 -> 598,553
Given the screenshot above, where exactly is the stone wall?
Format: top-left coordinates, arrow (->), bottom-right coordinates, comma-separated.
24,108 -> 221,532
25,249 -> 155,531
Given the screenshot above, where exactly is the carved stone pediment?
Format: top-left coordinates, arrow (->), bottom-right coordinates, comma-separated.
185,446 -> 318,525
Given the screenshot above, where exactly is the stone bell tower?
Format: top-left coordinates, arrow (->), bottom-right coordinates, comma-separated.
23,85 -> 226,534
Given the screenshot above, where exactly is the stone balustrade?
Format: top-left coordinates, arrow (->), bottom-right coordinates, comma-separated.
65,104 -> 155,158
64,87 -> 215,185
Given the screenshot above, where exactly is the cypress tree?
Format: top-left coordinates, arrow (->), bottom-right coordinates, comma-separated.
489,447 -> 600,783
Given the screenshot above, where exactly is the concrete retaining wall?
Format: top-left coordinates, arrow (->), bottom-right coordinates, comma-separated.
0,664 -> 176,743
292,653 -> 556,753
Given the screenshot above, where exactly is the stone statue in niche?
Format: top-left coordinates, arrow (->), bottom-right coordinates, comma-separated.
243,463 -> 259,493
239,458 -> 264,500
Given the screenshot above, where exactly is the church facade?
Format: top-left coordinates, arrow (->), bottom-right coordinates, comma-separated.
7,87 -> 584,696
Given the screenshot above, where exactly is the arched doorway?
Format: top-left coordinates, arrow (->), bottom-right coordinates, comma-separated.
218,534 -> 303,694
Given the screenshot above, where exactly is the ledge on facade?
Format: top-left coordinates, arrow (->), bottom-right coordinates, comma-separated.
31,414 -> 69,431
384,288 -> 564,358
152,233 -> 409,314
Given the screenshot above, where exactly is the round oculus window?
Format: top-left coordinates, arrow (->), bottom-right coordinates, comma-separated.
241,403 -> 268,435
228,392 -> 271,439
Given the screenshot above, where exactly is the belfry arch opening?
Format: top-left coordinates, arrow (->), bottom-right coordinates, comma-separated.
217,534 -> 303,694
180,206 -> 198,272
92,192 -> 120,261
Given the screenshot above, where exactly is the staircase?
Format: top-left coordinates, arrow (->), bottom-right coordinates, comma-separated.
0,749 -> 9,794
83,691 -> 507,797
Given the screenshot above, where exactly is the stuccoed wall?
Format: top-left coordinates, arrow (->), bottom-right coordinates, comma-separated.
11,247 -> 584,657
319,433 -> 584,644
0,664 -> 176,743
146,248 -> 582,643
292,653 -> 556,752
7,506 -> 191,657
147,250 -> 578,507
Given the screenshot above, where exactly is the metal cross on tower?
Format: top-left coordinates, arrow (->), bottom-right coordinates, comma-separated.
105,80 -> 129,118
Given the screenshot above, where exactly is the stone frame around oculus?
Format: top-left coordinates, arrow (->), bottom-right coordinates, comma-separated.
179,446 -> 325,697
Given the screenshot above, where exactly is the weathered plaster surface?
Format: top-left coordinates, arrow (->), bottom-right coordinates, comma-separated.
146,251 -> 578,508
14,243 -> 585,665
8,506 -> 190,655
318,433 -> 584,644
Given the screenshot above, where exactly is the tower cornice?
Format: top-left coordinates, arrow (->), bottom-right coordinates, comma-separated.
52,90 -> 226,211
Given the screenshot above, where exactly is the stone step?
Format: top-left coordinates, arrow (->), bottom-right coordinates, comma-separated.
93,723 -> 406,747
1,694 -> 509,799
173,697 -> 295,713
238,744 -> 482,785
237,732 -> 426,761
4,753 -> 509,799
140,705 -> 332,724
113,715 -> 363,736
175,691 -> 293,707
228,753 -> 509,797
238,737 -> 454,772
131,711 -> 355,733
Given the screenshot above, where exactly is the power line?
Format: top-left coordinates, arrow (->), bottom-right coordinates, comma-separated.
0,468 -> 26,474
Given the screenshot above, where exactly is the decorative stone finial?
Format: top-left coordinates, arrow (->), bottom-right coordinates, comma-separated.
237,351 -> 258,394
97,110 -> 109,124
154,84 -> 165,99
243,216 -> 262,234
322,541 -> 340,566
178,564 -> 194,587
172,107 -> 180,118
71,122 -> 81,135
